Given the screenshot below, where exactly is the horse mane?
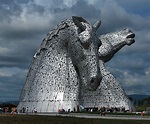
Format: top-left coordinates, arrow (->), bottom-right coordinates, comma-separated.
33,16 -> 91,60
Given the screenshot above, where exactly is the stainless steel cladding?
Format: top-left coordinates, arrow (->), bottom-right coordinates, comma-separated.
17,16 -> 135,112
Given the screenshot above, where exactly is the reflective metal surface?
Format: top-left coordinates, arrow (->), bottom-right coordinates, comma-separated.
17,16 -> 135,112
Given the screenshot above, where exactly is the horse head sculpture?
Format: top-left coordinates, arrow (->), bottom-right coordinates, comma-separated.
18,16 -> 103,112
81,28 -> 135,111
98,28 -> 135,62
34,16 -> 102,91
70,16 -> 102,90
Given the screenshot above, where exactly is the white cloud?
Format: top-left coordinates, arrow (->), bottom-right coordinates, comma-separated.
116,70 -> 150,94
33,0 -> 52,6
84,0 -> 105,7
1,5 -> 54,34
1,3 -> 11,10
145,68 -> 150,75
33,0 -> 78,9
0,67 -> 27,77
63,0 -> 78,7
0,46 -> 11,55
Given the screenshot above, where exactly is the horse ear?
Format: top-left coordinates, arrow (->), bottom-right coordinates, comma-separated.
72,16 -> 85,32
93,20 -> 101,30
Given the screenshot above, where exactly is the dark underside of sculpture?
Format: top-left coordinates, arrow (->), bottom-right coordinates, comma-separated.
17,16 -> 135,113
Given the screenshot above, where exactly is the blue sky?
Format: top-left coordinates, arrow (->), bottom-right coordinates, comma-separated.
0,0 -> 150,101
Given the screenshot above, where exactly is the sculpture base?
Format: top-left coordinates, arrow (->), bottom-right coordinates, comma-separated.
17,100 -> 79,113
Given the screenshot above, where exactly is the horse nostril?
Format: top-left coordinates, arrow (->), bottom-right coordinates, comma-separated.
89,76 -> 100,91
127,33 -> 135,38
90,77 -> 98,84
91,78 -> 95,84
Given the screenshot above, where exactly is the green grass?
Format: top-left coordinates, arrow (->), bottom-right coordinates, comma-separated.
0,114 -> 150,124
136,106 -> 148,112
73,111 -> 150,116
